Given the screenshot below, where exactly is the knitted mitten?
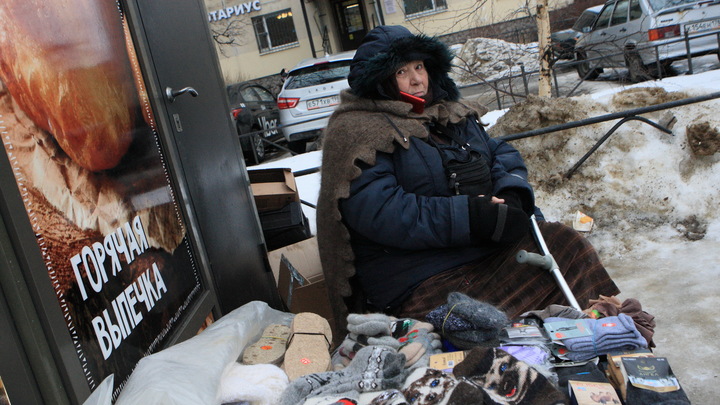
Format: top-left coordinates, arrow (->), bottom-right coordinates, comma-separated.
350,332 -> 402,349
426,304 -> 476,332
446,292 -> 508,333
280,345 -> 407,405
391,318 -> 434,338
398,328 -> 442,369
347,313 -> 395,336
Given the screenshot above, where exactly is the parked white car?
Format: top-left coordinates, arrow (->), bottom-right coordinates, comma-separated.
277,51 -> 355,153
574,0 -> 720,80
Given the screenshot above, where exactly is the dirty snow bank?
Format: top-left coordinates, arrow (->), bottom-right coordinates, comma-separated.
450,38 -> 540,84
485,78 -> 720,262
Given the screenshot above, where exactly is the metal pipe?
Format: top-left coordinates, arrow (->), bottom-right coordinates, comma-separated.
498,91 -> 720,141
300,0 -> 317,58
516,215 -> 582,311
685,31 -> 693,75
293,167 -> 320,177
520,63 -> 529,95
564,115 -> 672,179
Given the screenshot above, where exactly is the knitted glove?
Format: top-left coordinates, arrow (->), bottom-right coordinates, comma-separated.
347,313 -> 394,336
468,196 -> 530,244
496,188 -> 534,215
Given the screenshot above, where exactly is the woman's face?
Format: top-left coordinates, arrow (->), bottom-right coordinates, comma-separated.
395,60 -> 428,98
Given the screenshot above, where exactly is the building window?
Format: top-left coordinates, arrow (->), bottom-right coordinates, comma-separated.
404,0 -> 447,17
252,9 -> 298,54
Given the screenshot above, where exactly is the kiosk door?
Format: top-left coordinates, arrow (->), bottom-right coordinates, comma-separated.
334,0 -> 369,51
129,0 -> 281,314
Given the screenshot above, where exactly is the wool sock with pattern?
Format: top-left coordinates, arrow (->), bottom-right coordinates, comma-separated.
280,345 -> 407,405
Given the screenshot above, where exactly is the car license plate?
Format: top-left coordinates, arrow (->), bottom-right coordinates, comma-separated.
685,18 -> 720,34
306,95 -> 340,110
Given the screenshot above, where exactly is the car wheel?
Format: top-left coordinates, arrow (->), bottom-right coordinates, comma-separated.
575,51 -> 602,80
288,140 -> 307,154
645,60 -> 675,79
624,50 -> 655,83
251,134 -> 265,163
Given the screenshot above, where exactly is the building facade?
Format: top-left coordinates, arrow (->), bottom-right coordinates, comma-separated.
204,0 -> 577,85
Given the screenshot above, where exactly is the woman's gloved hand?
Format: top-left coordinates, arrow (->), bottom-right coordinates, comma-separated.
468,195 -> 530,244
496,188 -> 534,215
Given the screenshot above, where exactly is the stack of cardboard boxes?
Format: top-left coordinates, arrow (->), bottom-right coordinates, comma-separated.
248,168 -> 312,251
248,168 -> 335,334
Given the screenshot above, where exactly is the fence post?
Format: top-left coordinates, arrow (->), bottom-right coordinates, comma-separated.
684,31 -> 693,74
520,63 -> 529,96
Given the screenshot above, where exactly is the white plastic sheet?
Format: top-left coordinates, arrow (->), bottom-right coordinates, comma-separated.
109,301 -> 292,405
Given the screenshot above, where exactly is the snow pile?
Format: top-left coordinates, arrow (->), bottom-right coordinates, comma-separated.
450,38 -> 540,85
486,84 -> 720,261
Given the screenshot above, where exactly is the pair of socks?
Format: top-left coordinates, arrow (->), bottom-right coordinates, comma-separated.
585,295 -> 656,348
335,313 -> 441,370
555,362 -> 609,397
544,314 -> 647,361
425,292 -> 509,349
280,345 -> 407,405
452,346 -> 567,405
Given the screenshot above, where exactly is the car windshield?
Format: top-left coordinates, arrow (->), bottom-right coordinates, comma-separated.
647,0 -> 710,12
572,10 -> 599,31
284,60 -> 352,90
226,86 -> 244,104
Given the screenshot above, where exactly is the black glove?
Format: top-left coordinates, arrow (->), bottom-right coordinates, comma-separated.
468,196 -> 530,244
496,188 -> 534,215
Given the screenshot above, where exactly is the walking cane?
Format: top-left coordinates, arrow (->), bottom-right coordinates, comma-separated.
515,214 -> 582,311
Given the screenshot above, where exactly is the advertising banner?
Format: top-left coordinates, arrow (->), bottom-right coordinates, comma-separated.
0,0 -> 202,398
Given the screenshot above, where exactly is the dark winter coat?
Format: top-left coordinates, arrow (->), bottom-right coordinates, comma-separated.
341,109 -> 538,311
316,25 -> 539,338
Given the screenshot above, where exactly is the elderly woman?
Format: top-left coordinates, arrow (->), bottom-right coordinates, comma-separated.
317,25 -> 619,337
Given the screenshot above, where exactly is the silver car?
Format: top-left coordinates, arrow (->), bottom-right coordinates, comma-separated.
574,0 -> 720,80
277,51 -> 355,153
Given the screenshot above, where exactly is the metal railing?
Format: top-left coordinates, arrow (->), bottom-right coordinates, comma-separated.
287,90 -> 720,193
459,28 -> 720,110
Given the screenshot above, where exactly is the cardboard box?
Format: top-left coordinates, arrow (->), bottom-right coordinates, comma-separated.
271,237 -> 335,333
605,349 -> 654,399
259,201 -> 311,251
429,350 -> 470,374
248,168 -> 299,212
568,380 -> 622,405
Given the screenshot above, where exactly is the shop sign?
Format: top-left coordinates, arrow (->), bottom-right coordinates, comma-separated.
208,0 -> 262,22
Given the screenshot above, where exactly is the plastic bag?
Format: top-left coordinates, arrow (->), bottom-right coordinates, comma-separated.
112,301 -> 292,405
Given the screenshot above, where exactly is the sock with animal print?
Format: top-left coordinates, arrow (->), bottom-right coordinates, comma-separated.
401,367 -> 459,405
452,347 -> 567,405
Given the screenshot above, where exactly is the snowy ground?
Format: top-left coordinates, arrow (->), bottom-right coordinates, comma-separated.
255,60 -> 720,403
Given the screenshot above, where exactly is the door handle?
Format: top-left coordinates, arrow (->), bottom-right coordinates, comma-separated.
165,86 -> 198,103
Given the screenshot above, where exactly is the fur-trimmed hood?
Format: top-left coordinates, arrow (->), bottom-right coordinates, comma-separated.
347,25 -> 460,102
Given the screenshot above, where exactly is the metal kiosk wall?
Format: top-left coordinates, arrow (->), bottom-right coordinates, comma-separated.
0,0 -> 281,403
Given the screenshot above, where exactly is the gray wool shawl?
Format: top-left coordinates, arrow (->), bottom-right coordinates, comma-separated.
317,89 -> 488,339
